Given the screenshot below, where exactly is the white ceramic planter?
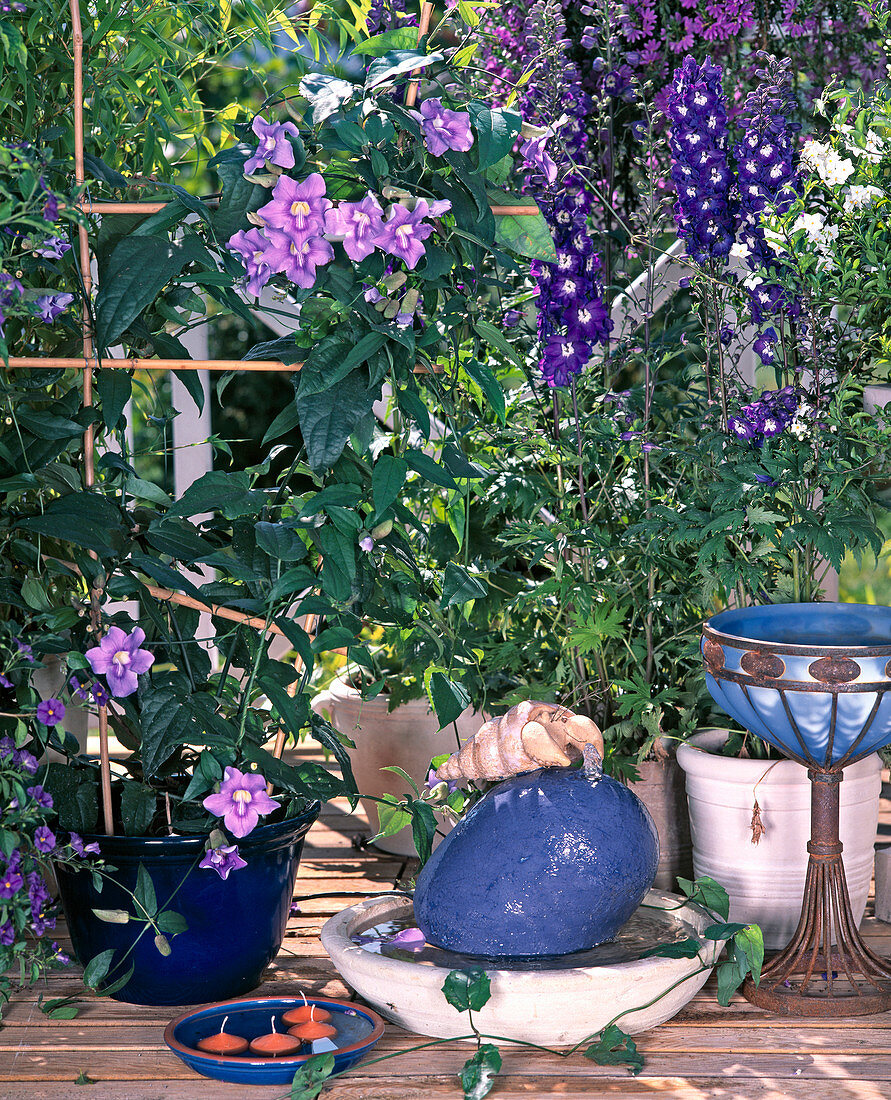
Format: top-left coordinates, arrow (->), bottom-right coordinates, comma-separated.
311,677 -> 480,856
321,892 -> 722,1043
677,728 -> 881,949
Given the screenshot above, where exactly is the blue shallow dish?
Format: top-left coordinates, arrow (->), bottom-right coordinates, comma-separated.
164,996 -> 384,1085
702,602 -> 891,767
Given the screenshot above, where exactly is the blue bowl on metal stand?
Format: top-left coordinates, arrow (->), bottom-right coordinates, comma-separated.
702,603 -> 891,1016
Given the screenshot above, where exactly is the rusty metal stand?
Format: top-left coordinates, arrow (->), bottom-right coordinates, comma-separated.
743,768 -> 891,1016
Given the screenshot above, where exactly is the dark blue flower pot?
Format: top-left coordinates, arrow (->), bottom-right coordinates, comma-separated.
55,804 -> 320,1005
413,765 -> 659,958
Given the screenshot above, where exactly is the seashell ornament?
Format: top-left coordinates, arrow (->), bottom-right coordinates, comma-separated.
434,700 -> 604,782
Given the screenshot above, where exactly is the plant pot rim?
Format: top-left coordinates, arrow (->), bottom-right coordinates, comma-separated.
704,602 -> 891,657
69,801 -> 321,857
677,728 -> 881,780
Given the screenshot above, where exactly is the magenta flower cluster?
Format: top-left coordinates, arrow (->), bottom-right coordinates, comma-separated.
727,384 -> 800,445
666,55 -> 736,264
228,159 -> 452,296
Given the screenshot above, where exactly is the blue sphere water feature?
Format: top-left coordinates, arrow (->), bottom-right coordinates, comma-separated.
413,762 -> 659,958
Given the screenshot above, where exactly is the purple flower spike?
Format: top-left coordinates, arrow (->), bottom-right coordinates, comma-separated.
202,766 -> 279,838
520,133 -> 557,185
375,200 -> 439,270
325,193 -> 385,262
85,626 -> 154,698
36,698 -> 65,726
244,115 -> 301,175
33,292 -> 74,323
228,228 -> 275,297
418,98 -> 474,157
541,333 -> 588,388
257,173 -> 331,242
199,843 -> 248,880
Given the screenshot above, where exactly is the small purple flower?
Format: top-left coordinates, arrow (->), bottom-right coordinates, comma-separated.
52,943 -> 71,965
69,675 -> 91,701
418,99 -> 474,157
359,535 -> 375,552
27,785 -> 53,809
257,173 -> 331,242
0,673 -> 11,689
14,749 -> 38,774
244,115 -> 301,175
36,698 -> 65,726
85,626 -> 154,698
68,832 -> 101,857
0,867 -> 23,898
262,229 -> 334,289
202,766 -> 279,838
227,228 -> 274,297
33,826 -> 56,853
13,638 -> 33,660
91,682 -> 110,707
425,767 -> 458,794
0,736 -> 13,758
754,473 -> 779,486
199,843 -> 248,880
520,133 -> 558,184
0,921 -> 13,947
753,327 -> 779,364
33,236 -> 70,259
374,200 -> 442,270
324,194 -> 385,262
42,193 -> 59,222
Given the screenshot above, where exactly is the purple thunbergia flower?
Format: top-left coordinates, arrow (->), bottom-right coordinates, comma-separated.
33,826 -> 56,853
665,55 -> 736,264
68,832 -> 101,856
389,927 -> 426,950
27,785 -> 53,809
418,99 -> 474,157
202,766 -> 279,838
33,236 -> 70,259
520,133 -> 557,185
732,54 -> 802,324
257,173 -> 331,242
199,843 -> 248,880
262,229 -> 334,289
33,293 -> 74,323
359,535 -> 374,552
0,867 -> 23,898
375,200 -> 443,270
85,626 -> 154,698
324,193 -> 385,262
227,228 -> 275,296
36,698 -> 65,726
244,116 -> 301,175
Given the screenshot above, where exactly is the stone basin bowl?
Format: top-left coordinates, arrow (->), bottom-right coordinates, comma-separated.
321,891 -> 722,1045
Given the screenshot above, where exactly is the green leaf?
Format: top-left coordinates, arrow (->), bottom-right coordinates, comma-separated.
350,27 -> 420,55
156,910 -> 188,936
716,958 -> 746,1006
41,763 -> 98,832
255,521 -> 304,561
372,793 -> 412,840
82,949 -> 116,991
300,332 -> 388,395
441,968 -> 491,1013
120,781 -> 156,837
405,449 -> 458,489
365,50 -> 444,91
460,1044 -> 502,1100
641,938 -> 702,959
289,1052 -> 336,1100
703,922 -> 748,941
440,562 -> 487,608
213,159 -> 269,241
734,924 -> 764,986
166,469 -> 252,518
372,454 -> 407,518
468,103 -> 521,169
97,369 -> 132,430
677,876 -> 730,921
473,319 -> 523,368
134,864 -> 157,919
91,909 -> 130,925
261,401 -> 302,446
17,492 -> 123,557
495,211 -> 556,262
410,799 -> 437,866
463,358 -> 505,422
584,1024 -> 644,1076
74,1071 -> 96,1085
94,235 -> 206,349
300,73 -> 357,124
425,669 -> 470,728
297,368 -> 380,472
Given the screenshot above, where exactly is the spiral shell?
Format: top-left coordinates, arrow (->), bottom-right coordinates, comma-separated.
434,700 -> 604,782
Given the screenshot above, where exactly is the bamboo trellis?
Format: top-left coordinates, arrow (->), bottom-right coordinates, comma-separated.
5,0 -> 538,833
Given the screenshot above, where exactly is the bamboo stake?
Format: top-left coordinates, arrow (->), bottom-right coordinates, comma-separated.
70,0 -> 114,836
405,2 -> 436,109
5,357 -> 444,374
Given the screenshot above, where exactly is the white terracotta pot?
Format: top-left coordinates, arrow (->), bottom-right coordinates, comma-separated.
677,728 -> 881,949
311,677 -> 480,857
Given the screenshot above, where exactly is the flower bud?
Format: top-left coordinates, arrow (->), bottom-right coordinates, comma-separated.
371,519 -> 392,539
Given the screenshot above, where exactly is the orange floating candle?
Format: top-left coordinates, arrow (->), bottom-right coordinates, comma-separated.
196,1015 -> 249,1056
282,998 -> 332,1026
248,1015 -> 302,1057
288,1019 -> 338,1042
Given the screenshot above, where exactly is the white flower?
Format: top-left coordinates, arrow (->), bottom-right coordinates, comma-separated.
730,241 -> 752,260
793,211 -> 826,240
843,184 -> 882,213
822,154 -> 855,186
800,140 -> 855,187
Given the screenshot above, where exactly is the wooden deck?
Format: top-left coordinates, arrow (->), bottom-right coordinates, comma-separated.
4,787 -> 891,1099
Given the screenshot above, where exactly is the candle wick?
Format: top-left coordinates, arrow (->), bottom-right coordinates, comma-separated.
300,990 -> 307,1008
220,1015 -> 228,1035
310,1005 -> 316,1021
271,1015 -> 278,1034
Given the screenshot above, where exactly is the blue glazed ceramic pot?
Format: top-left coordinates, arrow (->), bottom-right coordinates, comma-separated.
55,803 -> 319,1005
413,765 -> 659,958
703,603 -> 891,768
